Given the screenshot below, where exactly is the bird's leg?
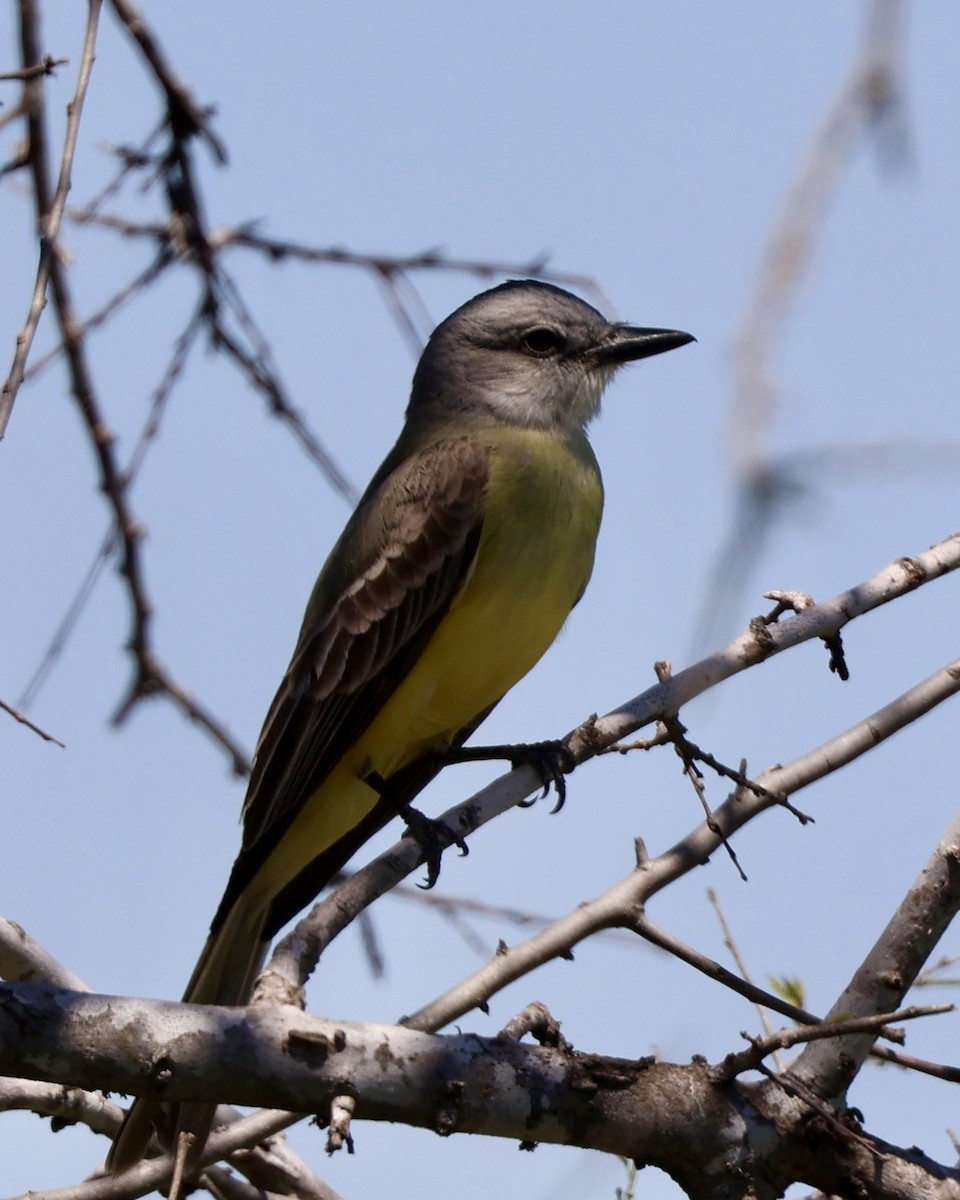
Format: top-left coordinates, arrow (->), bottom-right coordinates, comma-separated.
443,740 -> 576,813
365,771 -> 469,889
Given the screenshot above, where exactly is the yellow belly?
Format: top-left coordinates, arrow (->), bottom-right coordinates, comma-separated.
363,428 -> 602,767
261,428 -> 603,894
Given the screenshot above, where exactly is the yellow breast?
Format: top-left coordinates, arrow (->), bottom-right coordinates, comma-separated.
360,425 -> 604,772
260,426 -> 603,901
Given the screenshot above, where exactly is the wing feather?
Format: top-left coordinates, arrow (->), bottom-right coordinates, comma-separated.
210,436 -> 490,931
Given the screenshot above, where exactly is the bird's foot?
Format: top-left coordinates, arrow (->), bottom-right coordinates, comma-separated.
400,803 -> 471,889
444,739 -> 576,813
365,771 -> 469,889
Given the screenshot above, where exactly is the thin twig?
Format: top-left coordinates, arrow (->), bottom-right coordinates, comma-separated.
23,249 -> 173,382
915,954 -> 960,988
0,99 -> 28,139
0,54 -> 69,82
870,1043 -> 960,1084
210,267 -> 359,502
660,706 -> 748,881
719,1004 -> 952,1078
70,209 -> 613,312
694,0 -> 908,651
258,541 -> 960,1036
730,0 -> 906,476
19,292 -> 204,712
0,697 -> 64,747
106,0 -> 226,163
372,267 -> 430,355
400,650 -> 960,1033
634,913 -> 823,1029
707,887 -> 785,1072
0,0 -> 103,438
112,656 -> 251,777
78,118 -> 167,217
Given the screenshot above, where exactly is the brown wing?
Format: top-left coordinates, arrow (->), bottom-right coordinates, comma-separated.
210,436 -> 490,933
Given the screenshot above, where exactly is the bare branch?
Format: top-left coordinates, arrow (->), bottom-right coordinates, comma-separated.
0,918 -> 88,990
5,985 -> 959,1200
105,0 -> 226,163
12,279 -> 252,768
0,924 -> 326,1197
9,1109 -> 301,1200
0,696 -> 64,746
258,537 -> 960,1025
399,652 -> 960,1034
22,250 -> 173,383
0,98 -> 28,140
710,890 -> 791,1072
720,1004 -> 952,1079
111,655 -> 251,778
0,1077 -> 121,1136
76,118 -> 167,218
870,1043 -> 960,1085
204,275 -> 358,504
730,0 -> 907,477
695,0 -> 910,650
0,54 -> 69,82
17,299 -> 194,704
0,0 -> 103,438
67,209 -> 614,323
182,225 -> 615,314
789,809 -> 960,1099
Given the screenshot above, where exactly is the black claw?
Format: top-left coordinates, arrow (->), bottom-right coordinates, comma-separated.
400,803 -> 469,889
366,770 -> 469,888
442,740 -> 575,811
509,740 -> 575,813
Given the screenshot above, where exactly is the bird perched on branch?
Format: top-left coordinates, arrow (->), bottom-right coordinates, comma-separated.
108,278 -> 693,1178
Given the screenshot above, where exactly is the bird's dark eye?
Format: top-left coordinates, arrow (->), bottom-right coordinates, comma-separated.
519,327 -> 566,357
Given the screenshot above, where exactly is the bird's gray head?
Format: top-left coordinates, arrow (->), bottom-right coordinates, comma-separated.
409,280 -> 693,435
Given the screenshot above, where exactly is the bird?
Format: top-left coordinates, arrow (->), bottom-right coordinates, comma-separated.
107,279 -> 693,1175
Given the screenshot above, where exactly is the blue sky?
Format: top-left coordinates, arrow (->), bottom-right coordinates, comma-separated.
2,4 -> 959,1197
